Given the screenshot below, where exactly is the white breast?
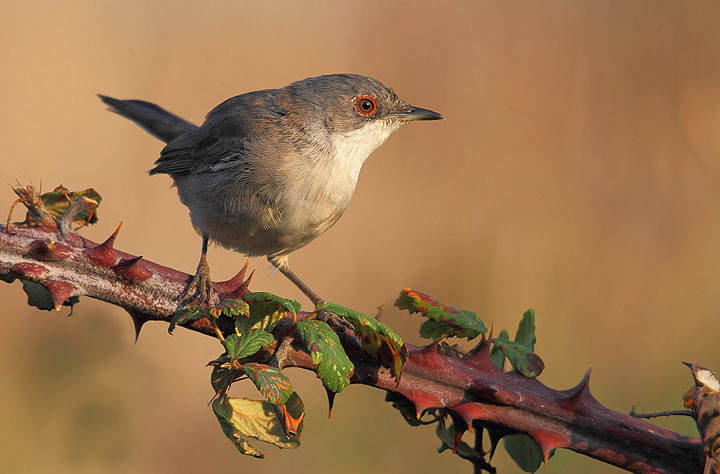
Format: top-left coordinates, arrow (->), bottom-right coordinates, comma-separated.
322,120 -> 402,198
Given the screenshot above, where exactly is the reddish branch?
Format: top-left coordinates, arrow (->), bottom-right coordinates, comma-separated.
0,223 -> 704,473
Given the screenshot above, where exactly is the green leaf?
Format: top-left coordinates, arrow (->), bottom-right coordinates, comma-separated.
316,302 -> 406,380
385,392 -> 422,426
168,307 -> 210,334
490,328 -> 510,370
243,363 -> 292,405
243,292 -> 300,317
491,337 -> 545,378
514,308 -> 536,351
210,298 -> 250,319
41,185 -> 102,225
395,289 -> 487,340
504,434 -> 554,472
224,330 -> 274,360
236,292 -> 301,334
212,395 -> 301,458
296,320 -> 353,393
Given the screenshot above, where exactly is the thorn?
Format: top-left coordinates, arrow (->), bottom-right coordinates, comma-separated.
214,258 -> 250,293
464,329 -> 497,370
113,256 -> 152,281
453,429 -> 462,454
27,239 -> 72,262
44,280 -> 77,311
528,429 -> 570,462
125,309 -> 151,343
449,414 -> 468,454
326,388 -> 336,419
217,269 -> 254,300
487,428 -> 504,459
84,222 -> 122,266
560,365 -> 593,410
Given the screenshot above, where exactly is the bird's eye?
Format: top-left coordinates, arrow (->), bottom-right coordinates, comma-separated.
353,95 -> 378,117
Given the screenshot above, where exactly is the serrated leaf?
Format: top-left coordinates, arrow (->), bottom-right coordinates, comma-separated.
491,337 -> 545,378
243,292 -> 300,316
210,364 -> 240,394
490,328 -> 510,370
168,307 -> 210,334
212,395 -> 301,458
296,320 -> 353,393
504,434 -> 554,473
316,302 -> 406,380
395,289 -> 487,340
41,185 -> 102,226
225,330 -> 274,360
236,292 -> 300,334
210,298 -> 250,319
243,363 -> 292,405
514,308 -> 536,351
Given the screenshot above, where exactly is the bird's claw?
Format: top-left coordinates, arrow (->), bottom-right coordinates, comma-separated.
178,263 -> 214,307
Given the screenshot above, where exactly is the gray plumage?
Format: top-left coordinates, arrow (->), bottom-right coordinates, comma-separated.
100,74 -> 442,303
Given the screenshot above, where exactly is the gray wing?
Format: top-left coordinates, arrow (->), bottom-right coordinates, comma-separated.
150,89 -> 288,176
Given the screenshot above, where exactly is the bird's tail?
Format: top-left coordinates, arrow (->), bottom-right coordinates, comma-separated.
98,95 -> 198,143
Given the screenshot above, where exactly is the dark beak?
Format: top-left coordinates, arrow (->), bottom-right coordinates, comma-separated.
392,105 -> 444,122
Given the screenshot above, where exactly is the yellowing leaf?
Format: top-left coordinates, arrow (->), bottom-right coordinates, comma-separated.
212,396 -> 302,458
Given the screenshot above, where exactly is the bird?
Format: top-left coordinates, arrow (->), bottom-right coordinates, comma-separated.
99,74 -> 443,306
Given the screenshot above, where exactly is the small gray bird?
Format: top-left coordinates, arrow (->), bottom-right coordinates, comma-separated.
100,74 -> 443,306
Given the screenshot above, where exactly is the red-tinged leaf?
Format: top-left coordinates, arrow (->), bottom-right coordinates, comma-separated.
273,392 -> 305,437
210,364 -> 241,394
491,337 -> 545,378
316,302 -> 406,380
40,185 -> 102,226
296,320 -> 353,393
212,395 -> 301,458
210,298 -> 250,319
395,289 -> 487,340
224,329 -> 274,360
168,307 -> 210,334
243,363 -> 292,405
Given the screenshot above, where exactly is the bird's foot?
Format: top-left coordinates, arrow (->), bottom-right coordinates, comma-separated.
178,259 -> 214,307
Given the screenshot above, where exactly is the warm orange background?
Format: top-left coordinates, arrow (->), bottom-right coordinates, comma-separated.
1,1 -> 719,473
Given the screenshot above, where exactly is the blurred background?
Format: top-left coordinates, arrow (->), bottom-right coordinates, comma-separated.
1,1 -> 719,472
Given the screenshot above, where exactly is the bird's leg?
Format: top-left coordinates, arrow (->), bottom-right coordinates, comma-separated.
267,255 -> 324,307
178,234 -> 214,306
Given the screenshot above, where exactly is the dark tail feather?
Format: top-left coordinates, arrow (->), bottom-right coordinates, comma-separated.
98,95 -> 198,143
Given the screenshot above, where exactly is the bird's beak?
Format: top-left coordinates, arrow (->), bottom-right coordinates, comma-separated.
391,105 -> 445,122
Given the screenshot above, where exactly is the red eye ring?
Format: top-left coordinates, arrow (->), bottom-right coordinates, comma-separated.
353,95 -> 378,116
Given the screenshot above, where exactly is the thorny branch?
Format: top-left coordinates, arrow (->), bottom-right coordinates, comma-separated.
0,221 -> 707,473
